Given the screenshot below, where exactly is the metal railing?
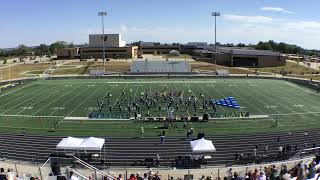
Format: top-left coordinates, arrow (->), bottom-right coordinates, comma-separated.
291,147 -> 320,159
73,156 -> 115,180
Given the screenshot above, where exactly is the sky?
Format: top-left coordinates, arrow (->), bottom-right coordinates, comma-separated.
0,0 -> 320,49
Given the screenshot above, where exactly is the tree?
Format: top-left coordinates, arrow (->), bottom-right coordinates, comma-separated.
236,43 -> 246,47
35,44 -> 51,56
268,40 -> 277,50
12,44 -> 31,56
130,41 -> 141,46
255,41 -> 272,50
49,41 -> 69,55
225,43 -> 234,47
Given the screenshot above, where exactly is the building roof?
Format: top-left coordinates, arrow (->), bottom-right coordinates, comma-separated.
89,33 -> 120,36
219,47 -> 281,56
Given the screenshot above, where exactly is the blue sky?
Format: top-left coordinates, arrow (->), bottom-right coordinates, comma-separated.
1,0 -> 319,49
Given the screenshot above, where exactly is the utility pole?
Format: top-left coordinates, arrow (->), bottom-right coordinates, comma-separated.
212,12 -> 220,72
98,11 -> 107,72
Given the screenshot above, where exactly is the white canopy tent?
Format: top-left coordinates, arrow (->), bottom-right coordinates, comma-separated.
56,137 -> 105,151
79,137 -> 105,151
190,138 -> 216,153
56,136 -> 84,150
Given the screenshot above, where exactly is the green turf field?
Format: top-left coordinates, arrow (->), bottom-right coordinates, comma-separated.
0,78 -> 320,137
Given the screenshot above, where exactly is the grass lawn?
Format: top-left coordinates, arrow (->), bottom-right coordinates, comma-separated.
58,61 -> 130,73
0,63 -> 52,80
250,62 -> 319,75
191,61 -> 254,74
0,78 -> 320,137
52,66 -> 88,75
161,54 -> 192,60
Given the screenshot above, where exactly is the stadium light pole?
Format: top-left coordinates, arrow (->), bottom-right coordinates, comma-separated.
212,12 -> 220,72
98,11 -> 107,72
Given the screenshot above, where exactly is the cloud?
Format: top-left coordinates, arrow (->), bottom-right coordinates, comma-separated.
218,17 -> 320,49
261,7 -> 294,14
285,21 -> 320,30
223,14 -> 276,24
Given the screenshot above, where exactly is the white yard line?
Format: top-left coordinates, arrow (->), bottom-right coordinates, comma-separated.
173,80 -> 190,116
0,84 -> 49,109
185,81 -> 201,114
16,84 -> 69,115
280,83 -> 320,111
224,82 -> 281,125
269,85 -> 319,112
286,82 -> 320,97
0,114 -> 64,118
268,111 -> 320,116
111,83 -> 129,108
31,85 -> 82,115
0,84 -> 34,98
56,89 -> 98,126
0,84 -> 62,114
244,80 -> 296,114
133,81 -> 140,99
48,86 -> 92,116
207,83 -> 229,114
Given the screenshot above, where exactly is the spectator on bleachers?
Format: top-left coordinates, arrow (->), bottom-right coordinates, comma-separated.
252,169 -> 259,180
154,173 -> 161,180
278,145 -> 283,155
128,174 -> 136,180
265,145 -> 268,155
280,165 -> 290,180
6,169 -> 15,180
269,165 -> 279,180
160,136 -> 165,144
156,154 -> 160,167
304,143 -> 308,149
234,153 -> 239,164
0,168 -> 6,180
297,163 -> 305,180
136,173 -> 142,180
69,171 -> 78,180
257,171 -> 266,180
142,173 -> 148,180
244,172 -> 251,180
117,174 -> 123,180
264,167 -> 271,179
227,168 -> 233,180
231,172 -> 242,180
253,148 -> 257,157
307,163 -> 316,179
200,175 -> 206,180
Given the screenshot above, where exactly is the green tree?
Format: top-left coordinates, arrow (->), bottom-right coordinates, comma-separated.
49,41 -> 69,55
35,44 -> 51,56
255,41 -> 272,50
10,44 -> 31,56
130,41 -> 141,46
236,43 -> 246,47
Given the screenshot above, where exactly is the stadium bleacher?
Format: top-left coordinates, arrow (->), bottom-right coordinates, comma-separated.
1,129 -> 320,168
130,61 -> 191,73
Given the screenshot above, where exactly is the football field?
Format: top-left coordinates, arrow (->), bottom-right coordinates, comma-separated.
0,78 -> 320,136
